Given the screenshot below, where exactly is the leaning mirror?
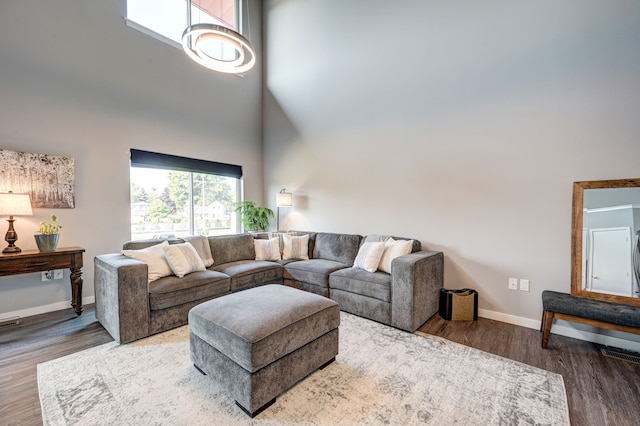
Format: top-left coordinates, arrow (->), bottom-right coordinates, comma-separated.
571,178 -> 640,307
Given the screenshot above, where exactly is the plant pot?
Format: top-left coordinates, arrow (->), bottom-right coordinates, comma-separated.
34,234 -> 60,252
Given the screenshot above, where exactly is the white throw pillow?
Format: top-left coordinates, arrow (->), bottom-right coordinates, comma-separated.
254,237 -> 282,261
182,235 -> 214,267
282,234 -> 309,260
353,241 -> 385,273
162,243 -> 206,278
122,240 -> 173,283
378,238 -> 413,273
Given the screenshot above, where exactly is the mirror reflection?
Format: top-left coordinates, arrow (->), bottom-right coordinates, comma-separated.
582,187 -> 640,298
571,179 -> 640,306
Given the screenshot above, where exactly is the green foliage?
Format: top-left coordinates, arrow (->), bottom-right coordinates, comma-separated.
234,201 -> 274,231
159,187 -> 177,214
168,172 -> 234,212
131,183 -> 149,203
37,214 -> 62,234
146,199 -> 171,224
167,172 -> 189,210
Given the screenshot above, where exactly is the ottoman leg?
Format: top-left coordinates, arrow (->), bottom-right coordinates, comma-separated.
236,398 -> 276,418
319,357 -> 335,369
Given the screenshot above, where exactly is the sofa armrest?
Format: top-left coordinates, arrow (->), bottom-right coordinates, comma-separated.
94,254 -> 150,344
391,250 -> 444,332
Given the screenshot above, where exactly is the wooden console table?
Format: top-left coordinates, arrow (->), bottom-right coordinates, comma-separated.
0,247 -> 85,316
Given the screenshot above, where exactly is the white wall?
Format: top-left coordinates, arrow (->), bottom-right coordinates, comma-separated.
0,1 -> 263,317
263,1 -> 640,345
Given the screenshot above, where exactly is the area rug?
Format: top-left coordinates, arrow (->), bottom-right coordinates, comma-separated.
38,313 -> 569,425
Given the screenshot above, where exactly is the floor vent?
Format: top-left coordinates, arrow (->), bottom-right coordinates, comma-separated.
600,346 -> 640,364
0,316 -> 21,328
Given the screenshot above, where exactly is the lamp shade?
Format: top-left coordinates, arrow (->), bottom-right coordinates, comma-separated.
277,191 -> 292,207
0,192 -> 33,216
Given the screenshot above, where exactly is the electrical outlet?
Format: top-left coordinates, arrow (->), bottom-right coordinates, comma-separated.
42,271 -> 53,281
508,278 -> 518,290
54,269 -> 63,280
519,279 -> 530,292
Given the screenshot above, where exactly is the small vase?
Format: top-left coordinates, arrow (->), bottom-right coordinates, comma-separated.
34,234 -> 60,252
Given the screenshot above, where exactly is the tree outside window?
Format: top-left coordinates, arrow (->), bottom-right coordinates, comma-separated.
130,167 -> 239,240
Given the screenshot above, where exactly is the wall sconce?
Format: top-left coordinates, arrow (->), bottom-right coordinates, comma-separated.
276,189 -> 292,231
0,191 -> 33,253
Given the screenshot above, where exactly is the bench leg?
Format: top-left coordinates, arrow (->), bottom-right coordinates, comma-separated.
541,310 -> 555,349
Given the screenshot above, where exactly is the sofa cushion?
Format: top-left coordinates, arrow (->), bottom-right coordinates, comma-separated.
282,234 -> 309,260
330,267 -> 392,302
353,241 -> 385,273
182,235 -> 214,267
162,243 -> 206,278
379,238 -> 414,274
254,237 -> 281,261
313,232 -> 362,265
212,260 -> 283,292
121,241 -> 173,283
208,234 -> 255,265
122,238 -> 184,250
284,259 -> 350,288
148,270 -> 230,311
363,234 -> 421,253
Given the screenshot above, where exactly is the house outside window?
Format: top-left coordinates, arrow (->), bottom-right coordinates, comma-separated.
130,149 -> 242,240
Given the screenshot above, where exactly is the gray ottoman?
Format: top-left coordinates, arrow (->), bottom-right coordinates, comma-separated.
188,284 -> 340,417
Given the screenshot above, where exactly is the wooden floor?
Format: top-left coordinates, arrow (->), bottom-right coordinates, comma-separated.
419,315 -> 640,426
1,306 -> 639,426
0,306 -> 113,426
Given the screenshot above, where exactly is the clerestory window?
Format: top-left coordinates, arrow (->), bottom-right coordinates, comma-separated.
126,0 -> 237,47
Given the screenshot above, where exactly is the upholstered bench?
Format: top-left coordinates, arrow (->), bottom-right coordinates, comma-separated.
188,284 -> 340,417
541,290 -> 640,349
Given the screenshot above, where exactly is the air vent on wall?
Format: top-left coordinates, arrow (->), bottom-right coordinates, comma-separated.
0,316 -> 21,328
600,346 -> 640,364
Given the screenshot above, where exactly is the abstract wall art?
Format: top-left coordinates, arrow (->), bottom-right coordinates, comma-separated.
0,149 -> 75,208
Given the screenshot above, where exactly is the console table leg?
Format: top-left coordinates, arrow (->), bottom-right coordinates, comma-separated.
70,267 -> 83,316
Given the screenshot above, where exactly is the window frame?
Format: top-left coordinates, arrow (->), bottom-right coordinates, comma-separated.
125,0 -> 239,50
130,149 -> 243,239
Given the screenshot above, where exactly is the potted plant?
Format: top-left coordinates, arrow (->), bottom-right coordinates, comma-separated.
234,201 -> 274,232
34,214 -> 62,252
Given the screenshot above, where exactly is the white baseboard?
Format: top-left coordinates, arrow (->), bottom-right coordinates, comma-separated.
478,308 -> 640,352
478,308 -> 542,330
0,296 -> 95,321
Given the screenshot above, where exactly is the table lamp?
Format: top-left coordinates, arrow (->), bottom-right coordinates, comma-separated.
0,191 -> 33,253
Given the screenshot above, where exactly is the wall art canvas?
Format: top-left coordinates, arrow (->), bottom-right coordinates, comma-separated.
0,149 -> 75,208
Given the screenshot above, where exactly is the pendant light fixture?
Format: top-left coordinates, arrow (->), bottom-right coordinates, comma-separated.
182,0 -> 256,74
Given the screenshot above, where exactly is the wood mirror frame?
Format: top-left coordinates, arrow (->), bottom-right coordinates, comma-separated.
571,178 -> 640,307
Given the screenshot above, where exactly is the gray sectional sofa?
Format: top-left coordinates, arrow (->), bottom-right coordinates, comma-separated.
94,232 -> 443,344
